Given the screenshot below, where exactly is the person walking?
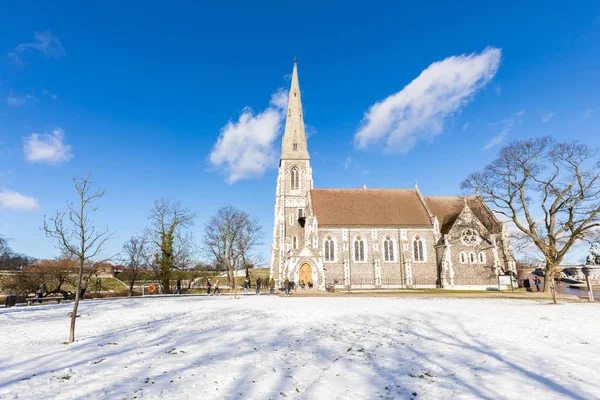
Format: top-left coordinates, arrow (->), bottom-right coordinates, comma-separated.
214,279 -> 220,295
36,279 -> 47,303
175,278 -> 182,295
269,279 -> 275,295
533,277 -> 541,292
284,277 -> 290,296
80,276 -> 89,299
256,278 -> 262,295
206,278 -> 212,295
243,278 -> 250,295
523,278 -> 532,292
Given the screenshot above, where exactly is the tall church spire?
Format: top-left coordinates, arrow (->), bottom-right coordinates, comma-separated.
281,58 -> 310,160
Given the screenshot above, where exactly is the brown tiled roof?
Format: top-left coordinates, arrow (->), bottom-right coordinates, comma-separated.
423,196 -> 501,234
310,189 -> 432,227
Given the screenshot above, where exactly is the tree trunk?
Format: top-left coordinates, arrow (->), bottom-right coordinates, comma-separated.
544,261 -> 558,304
69,260 -> 84,343
161,272 -> 171,294
228,266 -> 234,298
129,280 -> 134,296
543,263 -> 553,293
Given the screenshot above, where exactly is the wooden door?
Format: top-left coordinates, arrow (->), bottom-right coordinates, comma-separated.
299,263 -> 312,285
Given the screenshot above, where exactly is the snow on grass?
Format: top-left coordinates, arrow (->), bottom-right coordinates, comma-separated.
0,296 -> 598,399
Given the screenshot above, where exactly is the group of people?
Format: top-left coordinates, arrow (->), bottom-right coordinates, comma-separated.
173,276 -> 317,296
33,275 -> 90,303
243,277 -> 276,295
299,280 -> 313,290
523,277 -> 543,292
174,278 -> 222,295
205,278 -> 220,295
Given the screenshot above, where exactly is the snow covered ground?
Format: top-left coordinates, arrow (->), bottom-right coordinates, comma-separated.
1,296 -> 598,399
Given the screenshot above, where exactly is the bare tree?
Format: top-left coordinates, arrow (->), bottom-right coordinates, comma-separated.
0,235 -> 8,257
147,199 -> 196,293
462,137 -> 600,303
0,245 -> 35,271
122,236 -> 149,296
203,205 -> 263,295
43,172 -> 114,343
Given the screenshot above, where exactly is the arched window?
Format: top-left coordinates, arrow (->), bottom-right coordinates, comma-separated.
324,236 -> 334,262
413,236 -> 425,262
292,236 -> 297,250
354,237 -> 365,262
478,252 -> 486,263
469,252 -> 476,263
460,252 -> 467,264
290,167 -> 299,190
384,236 -> 394,262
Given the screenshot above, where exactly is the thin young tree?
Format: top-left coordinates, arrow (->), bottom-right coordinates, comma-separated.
122,236 -> 149,296
147,199 -> 196,294
203,205 -> 263,297
43,172 -> 114,343
462,137 -> 600,303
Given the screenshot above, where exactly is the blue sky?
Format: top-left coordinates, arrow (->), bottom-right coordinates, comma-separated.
0,1 -> 599,263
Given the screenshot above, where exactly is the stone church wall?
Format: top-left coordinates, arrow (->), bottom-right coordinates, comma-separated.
446,231 -> 500,286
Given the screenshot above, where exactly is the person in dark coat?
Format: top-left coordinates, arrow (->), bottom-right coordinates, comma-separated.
243,278 -> 250,295
523,278 -> 532,292
256,278 -> 262,295
206,279 -> 212,295
175,278 -> 182,295
36,280 -> 47,303
80,276 -> 89,299
284,278 -> 291,296
533,277 -> 541,292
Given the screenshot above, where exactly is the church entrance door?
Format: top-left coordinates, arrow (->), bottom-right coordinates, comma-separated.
299,263 -> 312,286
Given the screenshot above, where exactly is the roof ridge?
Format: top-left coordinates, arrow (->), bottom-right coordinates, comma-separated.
424,195 -> 477,199
311,188 -> 416,191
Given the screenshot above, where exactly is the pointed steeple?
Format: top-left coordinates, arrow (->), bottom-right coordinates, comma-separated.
281,58 -> 310,160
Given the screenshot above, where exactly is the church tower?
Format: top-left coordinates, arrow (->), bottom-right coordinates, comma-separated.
269,58 -> 313,284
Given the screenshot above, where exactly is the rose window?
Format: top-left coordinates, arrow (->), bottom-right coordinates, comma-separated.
461,229 -> 479,245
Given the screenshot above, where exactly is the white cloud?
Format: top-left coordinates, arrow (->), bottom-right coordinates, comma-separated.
541,112 -> 555,123
209,91 -> 286,183
7,93 -> 34,107
355,47 -> 501,153
41,89 -> 58,100
462,123 -> 470,132
484,110 -> 524,150
24,128 -> 73,164
344,157 -> 352,170
270,88 -> 288,109
0,189 -> 39,211
8,30 -> 65,63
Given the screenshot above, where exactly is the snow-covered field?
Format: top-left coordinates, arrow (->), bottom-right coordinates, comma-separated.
1,296 -> 598,399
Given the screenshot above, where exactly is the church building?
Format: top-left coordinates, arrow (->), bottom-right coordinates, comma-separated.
269,60 -> 516,290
